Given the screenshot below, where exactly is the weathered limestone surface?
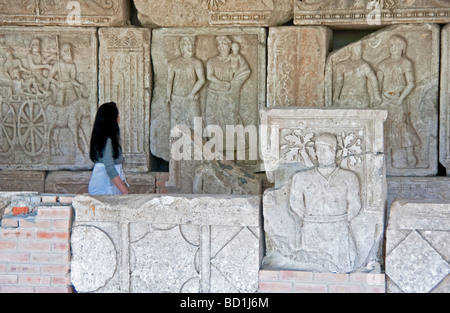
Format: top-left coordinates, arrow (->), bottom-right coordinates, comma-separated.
150,28 -> 266,165
99,27 -> 151,173
386,201 -> 450,293
166,127 -> 262,195
135,0 -> 293,27
326,24 -> 440,177
0,27 -> 98,171
0,171 -> 45,193
267,26 -> 332,107
387,177 -> 450,216
294,0 -> 450,28
0,0 -> 130,27
440,24 -> 450,175
70,194 -> 262,293
261,108 -> 387,273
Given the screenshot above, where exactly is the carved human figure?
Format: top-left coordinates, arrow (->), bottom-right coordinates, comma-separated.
289,133 -> 361,273
167,36 -> 206,130
333,43 -> 381,108
205,35 -> 251,133
377,35 -> 420,168
26,38 -> 54,92
48,42 -> 85,107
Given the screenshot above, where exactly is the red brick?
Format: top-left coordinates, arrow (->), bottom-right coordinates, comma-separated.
279,270 -> 313,282
1,219 -> 19,228
0,286 -> 34,293
0,252 -> 29,262
293,282 -> 328,293
19,242 -> 51,252
36,231 -> 70,241
0,229 -> 34,240
18,275 -> 50,285
258,281 -> 292,293
52,219 -> 71,230
13,207 -> 29,216
35,286 -> 72,293
329,284 -> 365,293
8,264 -> 40,273
0,241 -> 17,251
37,207 -> 71,219
0,274 -> 18,284
19,219 -> 51,229
41,264 -> 69,275
314,272 -> 349,283
259,270 -> 279,281
51,275 -> 70,286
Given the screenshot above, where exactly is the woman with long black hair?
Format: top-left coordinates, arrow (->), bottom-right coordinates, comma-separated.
88,102 -> 129,195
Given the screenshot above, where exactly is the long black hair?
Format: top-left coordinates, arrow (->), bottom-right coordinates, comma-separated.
90,102 -> 121,162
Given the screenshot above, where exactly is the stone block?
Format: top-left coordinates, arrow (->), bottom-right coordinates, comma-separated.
0,171 -> 45,193
0,0 -> 130,27
267,26 -> 332,107
260,108 -> 387,273
99,27 -> 152,173
134,0 -> 293,27
325,24 -> 440,176
0,27 -> 98,171
386,201 -> 450,293
150,27 -> 266,168
70,194 -> 262,293
387,177 -> 450,216
294,0 -> 450,28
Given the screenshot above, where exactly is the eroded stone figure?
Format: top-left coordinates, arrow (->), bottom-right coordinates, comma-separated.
167,36 -> 205,130
377,35 -> 420,168
333,43 -> 381,108
205,35 -> 251,133
289,133 -> 361,272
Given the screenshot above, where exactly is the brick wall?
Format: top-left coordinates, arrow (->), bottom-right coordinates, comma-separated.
0,194 -> 73,293
259,270 -> 386,293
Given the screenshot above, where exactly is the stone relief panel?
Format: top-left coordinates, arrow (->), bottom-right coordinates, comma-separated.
134,0 -> 293,27
165,127 -> 262,195
294,0 -> 450,28
99,27 -> 151,173
267,26 -> 332,107
70,195 -> 262,293
0,0 -> 130,27
440,24 -> 450,176
325,24 -> 440,177
150,28 -> 266,166
260,108 -> 387,273
386,201 -> 450,293
0,27 -> 97,171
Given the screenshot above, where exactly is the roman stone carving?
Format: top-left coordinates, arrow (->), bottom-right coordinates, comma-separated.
294,0 -> 450,28
0,27 -> 97,171
99,27 -> 151,173
267,26 -> 332,107
386,201 -> 450,293
261,108 -> 387,273
0,0 -> 130,27
150,28 -> 266,169
71,194 -> 262,293
326,24 -> 440,176
134,0 -> 293,27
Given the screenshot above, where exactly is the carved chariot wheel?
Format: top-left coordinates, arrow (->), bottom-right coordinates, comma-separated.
0,101 -> 16,154
18,101 -> 47,156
